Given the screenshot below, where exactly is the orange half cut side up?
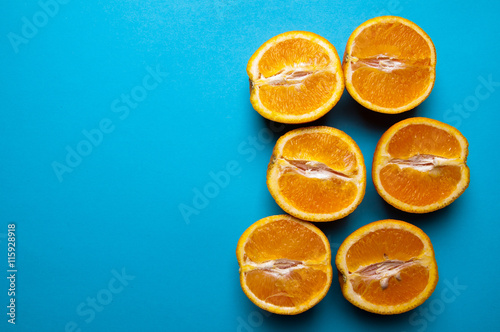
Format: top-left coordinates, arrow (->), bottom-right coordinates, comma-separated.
248,31 -> 344,123
236,215 -> 333,315
267,126 -> 366,222
372,117 -> 469,213
336,219 -> 438,314
343,16 -> 436,113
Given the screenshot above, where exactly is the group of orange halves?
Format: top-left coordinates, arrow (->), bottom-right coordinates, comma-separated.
236,16 -> 470,315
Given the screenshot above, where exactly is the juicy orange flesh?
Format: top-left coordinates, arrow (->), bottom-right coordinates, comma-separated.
258,38 -> 330,77
259,72 -> 338,115
387,124 -> 462,159
278,172 -> 357,214
350,264 -> 429,306
255,38 -> 338,116
348,22 -> 433,109
243,219 -> 327,263
351,22 -> 432,59
345,228 -> 424,272
379,123 -> 465,206
281,132 -> 357,173
274,132 -> 360,214
345,228 -> 429,305
244,266 -> 329,307
242,218 -> 329,308
379,164 -> 462,206
350,66 -> 432,108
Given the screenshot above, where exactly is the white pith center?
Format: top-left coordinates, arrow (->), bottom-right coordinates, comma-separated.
355,55 -> 407,73
346,53 -> 433,74
279,158 -> 354,181
387,154 -> 456,172
253,66 -> 316,87
243,258 -> 306,276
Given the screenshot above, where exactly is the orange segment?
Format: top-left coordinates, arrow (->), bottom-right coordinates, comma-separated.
343,16 -> 436,113
236,215 -> 332,315
385,123 -> 463,159
372,117 -> 469,213
379,164 -> 463,207
349,66 -> 432,110
258,38 -> 331,77
244,267 -> 330,308
350,21 -> 433,59
344,228 -> 424,271
242,215 -> 329,263
247,31 -> 344,123
277,173 -> 358,215
336,219 -> 438,314
280,131 -> 358,172
267,126 -> 366,222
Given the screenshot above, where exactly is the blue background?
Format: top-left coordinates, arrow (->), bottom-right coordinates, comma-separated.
1,1 -> 499,331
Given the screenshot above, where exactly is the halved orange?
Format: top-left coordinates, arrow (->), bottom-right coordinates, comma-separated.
267,126 -> 366,222
236,215 -> 332,315
373,117 -> 469,213
247,31 -> 344,123
336,219 -> 438,315
343,16 -> 436,113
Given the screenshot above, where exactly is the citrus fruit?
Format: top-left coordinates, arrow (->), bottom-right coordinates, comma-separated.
336,219 -> 438,315
247,31 -> 344,123
267,126 -> 366,222
373,117 -> 469,213
236,215 -> 332,315
343,16 -> 436,113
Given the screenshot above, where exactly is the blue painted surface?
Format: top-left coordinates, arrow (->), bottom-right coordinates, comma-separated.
1,1 -> 499,331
